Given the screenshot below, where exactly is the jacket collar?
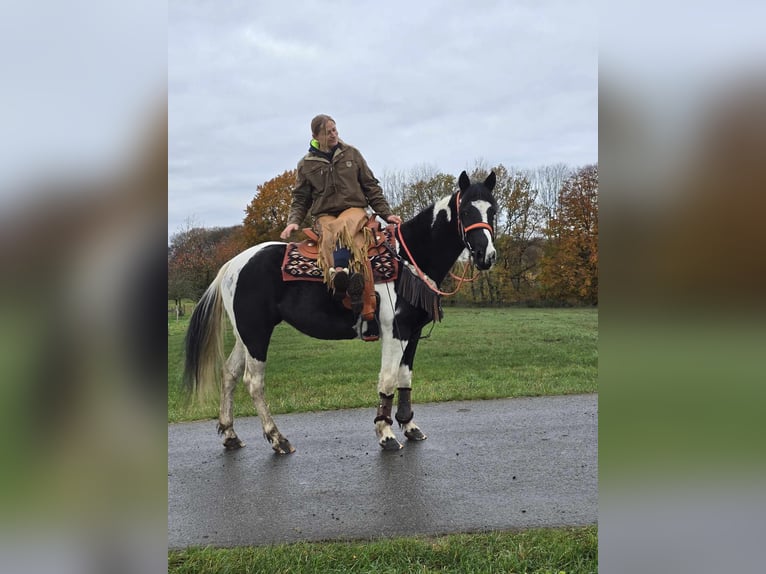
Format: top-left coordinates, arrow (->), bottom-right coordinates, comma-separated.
304,140 -> 345,163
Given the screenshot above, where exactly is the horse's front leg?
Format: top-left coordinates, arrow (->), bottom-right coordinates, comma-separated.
395,336 -> 427,442
243,356 -> 295,454
376,334 -> 404,451
396,386 -> 427,442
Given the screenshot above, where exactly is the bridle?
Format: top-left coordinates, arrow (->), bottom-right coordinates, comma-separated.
393,190 -> 495,297
455,190 -> 494,252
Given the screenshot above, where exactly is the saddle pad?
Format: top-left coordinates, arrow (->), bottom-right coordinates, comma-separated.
281,243 -> 324,282
281,227 -> 399,283
369,239 -> 398,283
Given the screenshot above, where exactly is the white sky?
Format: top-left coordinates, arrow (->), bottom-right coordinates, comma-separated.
2,1 -> 762,244
168,0 -> 598,237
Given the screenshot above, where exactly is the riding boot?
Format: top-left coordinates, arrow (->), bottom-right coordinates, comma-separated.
329,267 -> 350,300
347,272 -> 365,315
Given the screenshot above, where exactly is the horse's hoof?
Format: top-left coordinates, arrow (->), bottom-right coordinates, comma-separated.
380,437 -> 403,451
223,437 -> 245,450
404,428 -> 427,441
272,438 -> 296,455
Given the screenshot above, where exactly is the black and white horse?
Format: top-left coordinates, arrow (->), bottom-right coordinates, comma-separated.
183,170 -> 497,453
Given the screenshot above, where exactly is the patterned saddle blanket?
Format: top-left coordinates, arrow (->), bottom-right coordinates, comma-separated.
281,224 -> 399,284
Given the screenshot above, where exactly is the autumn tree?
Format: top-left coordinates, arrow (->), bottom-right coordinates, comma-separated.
242,169 -> 297,244
538,164 -> 598,305
168,243 -> 193,314
491,166 -> 545,301
168,224 -> 242,307
213,225 -> 247,264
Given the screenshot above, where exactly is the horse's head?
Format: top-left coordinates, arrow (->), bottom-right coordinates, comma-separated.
456,170 -> 497,270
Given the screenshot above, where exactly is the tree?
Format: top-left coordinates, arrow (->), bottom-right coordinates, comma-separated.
493,166 -> 545,300
539,164 -> 598,305
168,223 -> 243,306
530,163 -> 574,226
242,169 -> 296,244
213,226 -> 247,265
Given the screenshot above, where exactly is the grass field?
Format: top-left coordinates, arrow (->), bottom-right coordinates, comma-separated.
168,526 -> 598,573
168,306 -> 597,423
168,306 -> 598,573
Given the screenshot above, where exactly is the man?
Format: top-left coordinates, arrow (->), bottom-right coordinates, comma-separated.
280,114 -> 401,316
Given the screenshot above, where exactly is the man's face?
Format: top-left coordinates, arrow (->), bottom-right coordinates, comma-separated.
316,120 -> 338,149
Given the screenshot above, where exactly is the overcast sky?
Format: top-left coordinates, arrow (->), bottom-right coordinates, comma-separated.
168,0 -> 598,238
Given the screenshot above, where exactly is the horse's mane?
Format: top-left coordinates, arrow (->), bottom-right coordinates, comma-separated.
405,192 -> 455,230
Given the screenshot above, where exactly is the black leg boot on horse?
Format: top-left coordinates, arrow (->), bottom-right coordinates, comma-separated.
396,387 -> 427,441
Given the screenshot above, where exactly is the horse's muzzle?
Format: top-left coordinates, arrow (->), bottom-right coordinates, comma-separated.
472,248 -> 496,270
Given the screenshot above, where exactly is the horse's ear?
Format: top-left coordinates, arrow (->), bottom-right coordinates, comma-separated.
484,171 -> 496,191
458,170 -> 470,191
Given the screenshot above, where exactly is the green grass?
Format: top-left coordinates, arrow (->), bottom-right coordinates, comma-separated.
168,307 -> 597,423
168,526 -> 597,574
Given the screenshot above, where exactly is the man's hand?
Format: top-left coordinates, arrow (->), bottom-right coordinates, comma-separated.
386,214 -> 402,225
280,223 -> 299,239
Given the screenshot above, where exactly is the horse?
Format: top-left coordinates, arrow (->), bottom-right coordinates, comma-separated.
183,170 -> 497,453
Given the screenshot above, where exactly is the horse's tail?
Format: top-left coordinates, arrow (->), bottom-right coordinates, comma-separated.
182,262 -> 230,402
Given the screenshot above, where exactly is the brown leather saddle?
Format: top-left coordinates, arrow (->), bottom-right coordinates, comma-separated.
281,217 -> 399,284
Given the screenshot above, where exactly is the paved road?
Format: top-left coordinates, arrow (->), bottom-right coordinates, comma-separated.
168,394 -> 597,549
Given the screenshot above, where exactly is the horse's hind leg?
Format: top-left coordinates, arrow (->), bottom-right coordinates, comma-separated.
219,340 -> 246,449
243,355 -> 295,454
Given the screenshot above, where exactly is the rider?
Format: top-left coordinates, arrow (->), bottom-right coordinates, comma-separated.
280,114 -> 401,317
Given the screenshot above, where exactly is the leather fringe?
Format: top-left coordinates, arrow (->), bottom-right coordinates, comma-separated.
318,224 -> 375,283
396,264 -> 443,322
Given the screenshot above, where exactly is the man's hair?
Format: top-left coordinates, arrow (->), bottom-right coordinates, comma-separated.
310,114 -> 335,137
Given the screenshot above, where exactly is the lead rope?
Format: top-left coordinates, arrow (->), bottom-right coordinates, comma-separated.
395,224 -> 474,297
382,228 -> 439,343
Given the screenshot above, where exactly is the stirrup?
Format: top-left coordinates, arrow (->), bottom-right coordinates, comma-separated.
362,318 -> 379,341
361,292 -> 380,341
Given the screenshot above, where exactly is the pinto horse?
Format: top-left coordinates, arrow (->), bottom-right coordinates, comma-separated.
183,170 -> 497,453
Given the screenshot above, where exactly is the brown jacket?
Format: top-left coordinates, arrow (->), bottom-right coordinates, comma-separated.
286,141 -> 393,226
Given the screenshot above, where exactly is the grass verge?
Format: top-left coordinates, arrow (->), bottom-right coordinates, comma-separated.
168,526 -> 597,574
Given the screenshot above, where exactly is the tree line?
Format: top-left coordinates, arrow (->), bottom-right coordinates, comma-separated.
168,162 -> 597,311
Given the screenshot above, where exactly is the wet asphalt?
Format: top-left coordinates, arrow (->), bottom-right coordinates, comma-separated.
168,394 -> 597,549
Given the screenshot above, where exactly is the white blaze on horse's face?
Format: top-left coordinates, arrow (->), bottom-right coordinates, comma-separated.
472,199 -> 496,267
462,198 -> 496,270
